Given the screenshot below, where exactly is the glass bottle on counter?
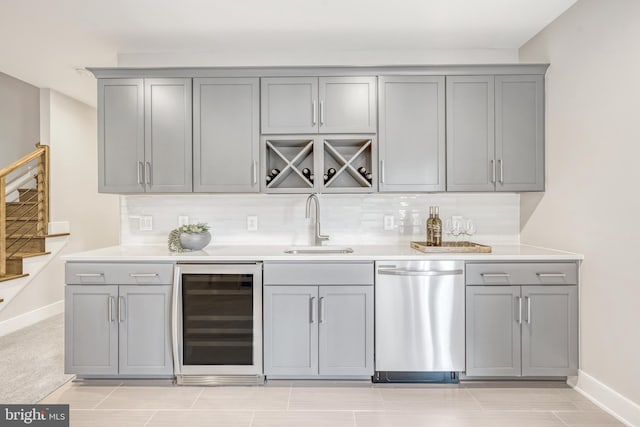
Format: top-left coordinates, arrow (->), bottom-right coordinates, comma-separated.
433,206 -> 442,246
426,206 -> 434,246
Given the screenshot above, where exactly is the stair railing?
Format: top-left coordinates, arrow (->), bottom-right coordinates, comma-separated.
0,143 -> 49,276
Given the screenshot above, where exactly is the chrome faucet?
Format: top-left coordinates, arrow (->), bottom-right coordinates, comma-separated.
305,193 -> 330,246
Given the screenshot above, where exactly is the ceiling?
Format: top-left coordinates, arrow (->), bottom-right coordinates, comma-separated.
0,0 -> 577,107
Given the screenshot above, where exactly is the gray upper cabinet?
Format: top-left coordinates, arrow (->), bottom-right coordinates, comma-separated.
261,77 -> 318,134
98,78 -> 192,193
495,75 -> 544,192
378,76 -> 445,192
193,78 -> 259,192
447,75 -> 544,192
446,76 -> 495,192
318,77 -> 376,133
261,76 -> 376,134
98,79 -> 145,193
144,78 -> 192,192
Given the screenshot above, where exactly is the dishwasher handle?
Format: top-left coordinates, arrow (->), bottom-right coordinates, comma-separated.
377,268 -> 463,277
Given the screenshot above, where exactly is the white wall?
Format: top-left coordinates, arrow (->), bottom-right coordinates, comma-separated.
520,0 -> 640,408
0,89 -> 120,322
0,71 -> 39,165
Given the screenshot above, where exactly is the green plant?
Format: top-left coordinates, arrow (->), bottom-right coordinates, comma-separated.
168,223 -> 210,252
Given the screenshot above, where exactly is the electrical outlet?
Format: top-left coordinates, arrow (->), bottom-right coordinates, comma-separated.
383,215 -> 394,230
247,215 -> 258,231
178,215 -> 189,227
139,216 -> 153,231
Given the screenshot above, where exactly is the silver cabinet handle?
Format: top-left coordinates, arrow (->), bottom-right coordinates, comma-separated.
312,100 -> 317,126
378,268 -> 463,277
253,161 -> 258,185
481,273 -> 510,278
145,161 -> 151,185
118,296 -> 125,323
517,296 -> 522,325
129,273 -> 159,278
526,296 -> 531,324
310,297 -> 316,324
491,159 -> 496,184
76,273 -> 104,277
319,100 -> 325,125
537,273 -> 567,278
319,297 -> 325,324
108,296 -> 114,322
498,159 -> 504,184
380,160 -> 385,184
137,161 -> 143,185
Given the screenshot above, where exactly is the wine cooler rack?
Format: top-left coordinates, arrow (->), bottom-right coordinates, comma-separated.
262,135 -> 376,193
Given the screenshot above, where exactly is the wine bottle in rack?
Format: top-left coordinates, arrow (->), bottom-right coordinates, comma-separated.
357,166 -> 367,176
309,174 -> 314,183
302,168 -> 311,177
266,175 -> 273,184
323,173 -> 329,184
365,172 -> 373,182
270,168 -> 280,177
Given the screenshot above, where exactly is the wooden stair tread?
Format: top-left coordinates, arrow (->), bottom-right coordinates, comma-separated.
6,233 -> 70,239
6,201 -> 37,205
0,274 -> 29,283
6,217 -> 38,221
7,251 -> 51,260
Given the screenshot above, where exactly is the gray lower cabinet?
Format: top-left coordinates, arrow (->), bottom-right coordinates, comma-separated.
98,78 -> 192,193
263,285 -> 373,378
261,76 -> 377,134
263,261 -> 375,378
378,76 -> 446,192
465,262 -> 578,377
193,78 -> 259,192
446,75 -> 544,192
65,284 -> 172,377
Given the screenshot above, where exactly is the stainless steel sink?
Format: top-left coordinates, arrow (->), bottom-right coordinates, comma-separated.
284,246 -> 354,254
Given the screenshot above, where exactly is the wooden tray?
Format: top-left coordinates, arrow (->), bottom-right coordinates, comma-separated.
410,241 -> 492,253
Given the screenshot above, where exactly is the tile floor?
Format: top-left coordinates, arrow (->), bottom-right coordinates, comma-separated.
40,380 -> 625,427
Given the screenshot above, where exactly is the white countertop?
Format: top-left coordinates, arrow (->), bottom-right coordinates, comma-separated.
62,243 -> 583,262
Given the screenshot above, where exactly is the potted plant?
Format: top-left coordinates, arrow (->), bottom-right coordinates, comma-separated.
168,223 -> 211,252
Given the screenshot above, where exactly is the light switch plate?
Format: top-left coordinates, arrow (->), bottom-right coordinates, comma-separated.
383,215 -> 394,230
247,215 -> 258,231
139,216 -> 153,231
178,216 -> 189,227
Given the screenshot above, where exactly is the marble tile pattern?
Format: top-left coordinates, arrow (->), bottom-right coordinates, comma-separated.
40,381 -> 626,427
120,193 -> 520,246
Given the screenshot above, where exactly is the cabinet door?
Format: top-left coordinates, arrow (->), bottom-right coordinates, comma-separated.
378,76 -> 445,192
446,76 -> 495,192
521,286 -> 578,376
98,79 -> 144,193
318,286 -> 373,376
466,286 -> 521,376
194,78 -> 259,192
65,285 -> 118,376
144,78 -> 192,192
495,75 -> 545,192
263,286 -> 319,376
319,77 -> 377,133
118,285 -> 173,376
261,77 -> 318,134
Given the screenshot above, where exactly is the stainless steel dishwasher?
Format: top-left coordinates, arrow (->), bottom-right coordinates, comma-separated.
374,260 -> 465,383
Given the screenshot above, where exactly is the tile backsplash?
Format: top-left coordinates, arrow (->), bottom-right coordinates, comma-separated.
120,193 -> 519,246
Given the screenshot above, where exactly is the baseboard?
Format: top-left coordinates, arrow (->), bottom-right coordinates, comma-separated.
0,300 -> 64,337
573,369 -> 640,427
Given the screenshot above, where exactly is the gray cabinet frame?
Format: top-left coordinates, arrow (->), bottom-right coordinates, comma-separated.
193,77 -> 259,192
65,284 -> 173,377
378,76 -> 446,192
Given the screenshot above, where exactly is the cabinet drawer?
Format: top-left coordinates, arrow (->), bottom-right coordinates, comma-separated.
264,262 -> 374,285
66,263 -> 174,285
466,262 -> 578,286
